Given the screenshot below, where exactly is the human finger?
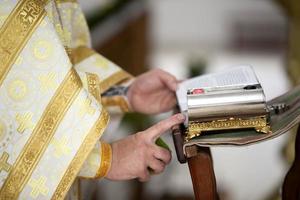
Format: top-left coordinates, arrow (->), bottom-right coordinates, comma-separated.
138,169 -> 150,182
153,146 -> 172,165
147,157 -> 166,174
146,113 -> 185,140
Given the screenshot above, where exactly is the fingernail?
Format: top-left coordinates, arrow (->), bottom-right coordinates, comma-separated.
176,114 -> 185,121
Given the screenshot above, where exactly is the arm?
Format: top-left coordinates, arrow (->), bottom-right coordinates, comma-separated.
55,0 -> 180,181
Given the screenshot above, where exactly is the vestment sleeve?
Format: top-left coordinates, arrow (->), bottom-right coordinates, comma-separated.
53,1 -> 134,113
72,46 -> 134,113
77,141 -> 112,179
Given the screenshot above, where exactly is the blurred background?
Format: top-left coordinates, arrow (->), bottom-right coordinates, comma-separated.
77,0 -> 299,199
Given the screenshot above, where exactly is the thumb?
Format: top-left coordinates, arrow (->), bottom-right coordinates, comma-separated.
158,71 -> 178,91
146,113 -> 185,141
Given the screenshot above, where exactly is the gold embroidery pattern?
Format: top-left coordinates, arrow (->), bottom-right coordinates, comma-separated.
3,71 -> 38,110
0,115 -> 15,150
0,152 -> 12,173
16,112 -> 35,133
38,72 -> 58,92
100,71 -> 132,93
78,98 -> 96,117
0,0 -> 48,86
0,69 -> 82,199
52,109 -> 109,200
28,176 -> 49,198
86,73 -> 101,103
0,119 -> 7,142
33,40 -> 53,60
96,142 -> 112,179
51,136 -> 72,158
7,79 -> 28,101
55,0 -> 78,4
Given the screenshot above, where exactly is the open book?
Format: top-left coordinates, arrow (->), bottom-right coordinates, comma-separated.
177,66 -> 262,113
175,66 -> 300,149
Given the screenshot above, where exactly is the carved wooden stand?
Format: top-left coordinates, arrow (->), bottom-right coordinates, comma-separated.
186,146 -> 218,200
172,124 -> 218,200
172,124 -> 300,200
282,126 -> 300,200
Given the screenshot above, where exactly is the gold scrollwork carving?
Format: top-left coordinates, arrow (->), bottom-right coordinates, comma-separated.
186,116 -> 271,141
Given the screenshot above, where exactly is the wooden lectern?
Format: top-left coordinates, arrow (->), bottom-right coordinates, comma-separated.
172,124 -> 300,200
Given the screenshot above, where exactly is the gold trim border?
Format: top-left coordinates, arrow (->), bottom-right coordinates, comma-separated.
0,0 -> 47,86
86,73 -> 101,103
102,96 -> 130,112
95,142 -> 112,179
100,71 -> 132,93
70,46 -> 94,65
55,0 -> 78,4
0,69 -> 82,199
51,109 -> 110,200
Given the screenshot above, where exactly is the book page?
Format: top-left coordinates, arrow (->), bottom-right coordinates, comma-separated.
176,66 -> 259,112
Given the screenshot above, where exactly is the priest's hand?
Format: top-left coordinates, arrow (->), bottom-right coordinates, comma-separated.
105,113 -> 185,181
127,69 -> 178,114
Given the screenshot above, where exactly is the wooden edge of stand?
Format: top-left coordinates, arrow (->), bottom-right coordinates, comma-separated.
171,110 -> 300,199
186,146 -> 219,200
171,123 -> 187,163
171,121 -> 219,200
282,125 -> 300,200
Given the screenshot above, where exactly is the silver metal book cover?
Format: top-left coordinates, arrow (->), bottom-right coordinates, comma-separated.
176,66 -> 271,141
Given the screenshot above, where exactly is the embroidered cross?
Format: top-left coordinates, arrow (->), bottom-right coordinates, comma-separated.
29,176 -> 49,198
51,136 -> 71,158
0,152 -> 11,173
79,98 -> 96,117
20,7 -> 37,24
16,112 -> 34,133
38,72 -> 57,92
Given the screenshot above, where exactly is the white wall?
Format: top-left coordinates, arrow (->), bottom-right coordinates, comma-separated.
148,0 -> 286,49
